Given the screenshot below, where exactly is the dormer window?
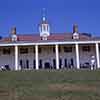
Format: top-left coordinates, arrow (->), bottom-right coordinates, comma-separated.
11,27 -> 17,42
42,36 -> 47,40
41,34 -> 48,40
72,24 -> 79,39
11,34 -> 17,42
73,32 -> 79,39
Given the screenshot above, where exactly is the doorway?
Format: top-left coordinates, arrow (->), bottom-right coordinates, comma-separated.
44,62 -> 51,69
20,59 -> 29,69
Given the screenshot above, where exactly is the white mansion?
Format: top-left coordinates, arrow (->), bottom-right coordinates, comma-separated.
0,16 -> 100,70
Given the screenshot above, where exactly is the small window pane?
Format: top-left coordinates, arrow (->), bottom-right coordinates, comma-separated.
20,48 -> 28,54
53,47 -> 55,53
39,47 -> 42,53
3,48 -> 11,55
82,46 -> 91,52
64,47 -> 72,52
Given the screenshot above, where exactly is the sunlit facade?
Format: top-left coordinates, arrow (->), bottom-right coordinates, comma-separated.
0,16 -> 100,70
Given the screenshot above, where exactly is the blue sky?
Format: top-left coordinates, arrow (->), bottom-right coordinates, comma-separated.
0,0 -> 100,37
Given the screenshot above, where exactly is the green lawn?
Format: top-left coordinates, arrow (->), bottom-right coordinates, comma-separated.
0,70 -> 100,100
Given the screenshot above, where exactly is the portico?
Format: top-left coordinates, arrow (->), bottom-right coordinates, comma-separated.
11,41 -> 100,70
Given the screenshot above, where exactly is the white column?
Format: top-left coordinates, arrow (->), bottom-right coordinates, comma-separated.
96,43 -> 100,69
35,45 -> 39,70
55,44 -> 59,69
75,43 -> 80,69
15,46 -> 18,70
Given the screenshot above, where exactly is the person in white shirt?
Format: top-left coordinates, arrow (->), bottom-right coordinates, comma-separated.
90,56 -> 95,70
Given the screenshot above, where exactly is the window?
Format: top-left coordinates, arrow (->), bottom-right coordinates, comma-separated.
53,47 -> 55,53
59,58 -> 62,69
64,59 -> 67,67
73,33 -> 79,39
3,48 -> 11,55
20,60 -> 23,68
53,47 -> 61,53
70,58 -> 74,66
47,25 -> 49,31
39,59 -> 42,69
59,47 -> 61,52
20,48 -> 28,54
43,25 -> 46,31
33,48 -> 35,53
39,47 -> 42,53
64,47 -> 72,52
42,36 -> 48,40
99,46 -> 100,51
53,59 -> 56,69
82,46 -> 91,52
33,47 -> 41,53
33,60 -> 36,69
26,60 -> 29,69
12,34 -> 17,42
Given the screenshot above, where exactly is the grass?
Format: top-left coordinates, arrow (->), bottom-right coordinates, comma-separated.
0,70 -> 100,100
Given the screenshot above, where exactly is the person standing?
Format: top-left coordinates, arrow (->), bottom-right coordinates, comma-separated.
90,56 -> 95,70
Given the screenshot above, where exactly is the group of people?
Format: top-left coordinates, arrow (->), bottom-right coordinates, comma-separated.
0,55 -> 97,71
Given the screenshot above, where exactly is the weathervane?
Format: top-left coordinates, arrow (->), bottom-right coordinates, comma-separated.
42,8 -> 46,21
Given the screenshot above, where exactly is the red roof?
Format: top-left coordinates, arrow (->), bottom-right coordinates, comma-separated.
0,33 -> 99,43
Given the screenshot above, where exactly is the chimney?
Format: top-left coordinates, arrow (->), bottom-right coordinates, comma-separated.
73,24 -> 78,33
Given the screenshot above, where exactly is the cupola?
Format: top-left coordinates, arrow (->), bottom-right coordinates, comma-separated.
39,9 -> 50,40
